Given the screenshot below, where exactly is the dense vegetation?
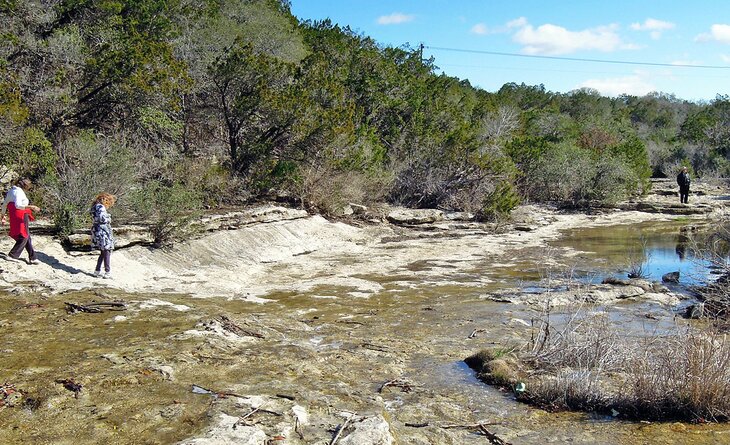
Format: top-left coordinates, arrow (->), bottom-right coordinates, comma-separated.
3,0 -> 730,241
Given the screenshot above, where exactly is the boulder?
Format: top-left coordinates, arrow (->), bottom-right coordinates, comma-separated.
339,415 -> 394,445
662,271 -> 680,283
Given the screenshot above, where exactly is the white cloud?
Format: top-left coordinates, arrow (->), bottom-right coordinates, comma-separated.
721,54 -> 730,63
471,23 -> 489,35
696,24 -> 730,44
577,74 -> 656,97
630,18 -> 675,40
630,18 -> 675,31
376,13 -> 415,25
513,22 -> 626,55
507,17 -> 528,28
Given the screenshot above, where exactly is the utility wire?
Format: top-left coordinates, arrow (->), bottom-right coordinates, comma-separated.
425,45 -> 730,70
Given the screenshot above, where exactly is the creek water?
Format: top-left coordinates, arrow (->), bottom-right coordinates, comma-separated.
1,219 -> 729,444
549,220 -> 712,287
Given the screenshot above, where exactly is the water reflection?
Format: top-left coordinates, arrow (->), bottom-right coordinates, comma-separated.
549,221 -> 711,287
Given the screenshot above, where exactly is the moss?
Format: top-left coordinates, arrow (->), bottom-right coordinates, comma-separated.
465,349 -> 522,387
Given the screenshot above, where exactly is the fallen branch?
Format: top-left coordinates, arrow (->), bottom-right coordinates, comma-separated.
478,424 -> 512,445
405,422 -> 429,428
236,403 -> 266,426
440,422 -> 501,429
360,343 -> 390,352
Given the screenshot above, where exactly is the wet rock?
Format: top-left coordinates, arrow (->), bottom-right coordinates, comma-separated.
662,271 -> 680,283
339,415 -> 394,445
386,209 -> 443,225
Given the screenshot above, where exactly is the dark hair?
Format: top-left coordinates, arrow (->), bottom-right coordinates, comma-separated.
16,178 -> 31,188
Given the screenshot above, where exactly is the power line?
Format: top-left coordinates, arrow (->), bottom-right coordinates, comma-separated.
437,63 -> 730,79
425,45 -> 730,70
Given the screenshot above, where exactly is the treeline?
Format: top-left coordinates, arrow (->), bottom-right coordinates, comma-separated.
2,0 -> 730,242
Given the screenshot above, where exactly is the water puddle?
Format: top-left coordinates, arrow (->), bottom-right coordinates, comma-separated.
549,220 -> 712,287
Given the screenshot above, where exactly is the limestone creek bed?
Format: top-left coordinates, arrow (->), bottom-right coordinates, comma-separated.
1,216 -> 729,443
1,292 -> 729,442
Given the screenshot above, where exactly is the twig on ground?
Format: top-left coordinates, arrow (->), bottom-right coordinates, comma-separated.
378,379 -> 414,393
217,315 -> 265,338
469,328 -> 486,339
478,424 -> 512,445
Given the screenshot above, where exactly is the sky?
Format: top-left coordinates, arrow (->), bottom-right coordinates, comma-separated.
290,1 -> 730,102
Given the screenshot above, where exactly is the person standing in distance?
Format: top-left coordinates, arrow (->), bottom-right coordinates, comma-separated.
1,178 -> 41,263
677,166 -> 691,204
90,193 -> 116,279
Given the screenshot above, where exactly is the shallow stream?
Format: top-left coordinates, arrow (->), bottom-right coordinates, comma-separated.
1,219 -> 729,444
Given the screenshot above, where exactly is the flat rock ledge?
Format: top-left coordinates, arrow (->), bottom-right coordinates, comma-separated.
65,205 -> 308,250
483,278 -> 683,307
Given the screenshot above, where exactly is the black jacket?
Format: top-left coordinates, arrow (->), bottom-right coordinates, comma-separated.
677,171 -> 690,189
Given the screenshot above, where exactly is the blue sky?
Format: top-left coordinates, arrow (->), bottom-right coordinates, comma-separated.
290,1 -> 730,102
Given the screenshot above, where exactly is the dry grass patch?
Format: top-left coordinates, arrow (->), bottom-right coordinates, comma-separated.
466,308 -> 730,422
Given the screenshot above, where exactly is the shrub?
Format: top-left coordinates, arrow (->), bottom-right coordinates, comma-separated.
128,180 -> 203,247
287,162 -> 391,216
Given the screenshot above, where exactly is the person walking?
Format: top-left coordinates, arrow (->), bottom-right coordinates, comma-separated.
90,193 -> 116,279
677,166 -> 691,204
1,178 -> 40,264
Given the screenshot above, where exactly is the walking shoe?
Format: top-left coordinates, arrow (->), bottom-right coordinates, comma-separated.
4,255 -> 22,263
102,272 -> 112,279
93,270 -> 103,278
28,259 -> 39,265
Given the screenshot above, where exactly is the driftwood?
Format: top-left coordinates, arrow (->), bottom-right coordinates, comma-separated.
64,301 -> 126,314
217,315 -> 264,338
439,423 -> 511,445
478,424 -> 513,445
468,328 -> 486,339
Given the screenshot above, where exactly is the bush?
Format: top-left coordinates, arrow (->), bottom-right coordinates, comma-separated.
286,162 -> 391,216
526,143 -> 641,206
128,180 -> 203,247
